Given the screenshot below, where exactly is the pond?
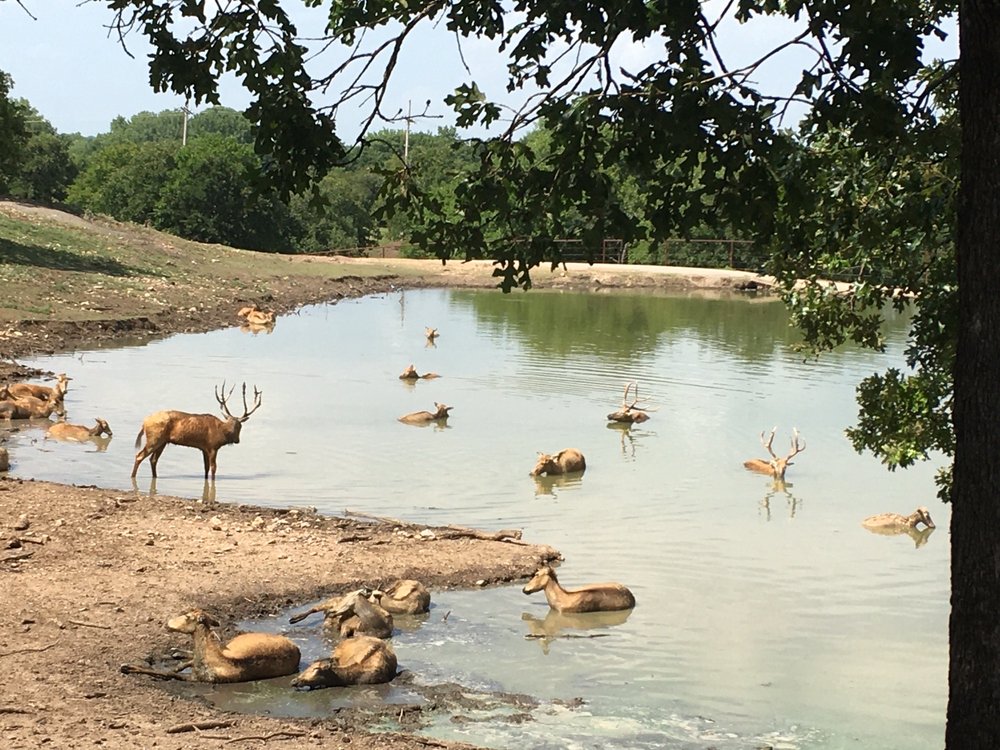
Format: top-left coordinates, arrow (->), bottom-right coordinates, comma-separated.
10,288 -> 948,749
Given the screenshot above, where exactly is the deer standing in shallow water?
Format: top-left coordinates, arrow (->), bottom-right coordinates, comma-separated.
131,382 -> 262,480
743,427 -> 805,480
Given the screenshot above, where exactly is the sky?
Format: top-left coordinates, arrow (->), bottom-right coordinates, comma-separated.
0,2 -> 957,142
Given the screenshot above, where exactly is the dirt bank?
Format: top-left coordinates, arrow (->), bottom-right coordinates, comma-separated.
0,200 -> 769,749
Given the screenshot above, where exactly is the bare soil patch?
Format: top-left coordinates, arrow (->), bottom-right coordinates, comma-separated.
0,200 -> 768,749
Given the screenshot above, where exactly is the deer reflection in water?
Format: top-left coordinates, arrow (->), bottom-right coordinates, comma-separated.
521,608 -> 633,655
605,420 -> 655,459
863,523 -> 936,549
133,477 -> 217,503
532,472 -> 585,498
758,478 -> 801,521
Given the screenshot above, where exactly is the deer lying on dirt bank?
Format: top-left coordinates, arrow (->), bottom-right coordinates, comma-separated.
121,609 -> 300,683
0,395 -> 65,420
292,635 -> 397,690
47,418 -> 113,441
399,364 -> 440,380
289,589 -> 394,639
131,382 -> 262,480
522,565 -> 636,613
743,427 -> 805,480
530,449 -> 586,477
7,372 -> 71,402
369,580 -> 431,615
862,506 -> 936,531
606,382 -> 651,424
398,403 -> 452,425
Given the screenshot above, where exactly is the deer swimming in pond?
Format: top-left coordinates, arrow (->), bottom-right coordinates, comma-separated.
606,381 -> 651,424
522,565 -> 635,613
425,327 -> 439,342
399,364 -> 440,380
862,506 -> 936,531
398,403 -> 452,425
131,382 -> 262,480
291,635 -> 397,689
47,418 -> 113,442
743,427 -> 805,480
120,608 -> 300,683
530,449 -> 586,477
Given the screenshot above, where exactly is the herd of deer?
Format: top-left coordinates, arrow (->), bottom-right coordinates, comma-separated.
3,315 -> 934,692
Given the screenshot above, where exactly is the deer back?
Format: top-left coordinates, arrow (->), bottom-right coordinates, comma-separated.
157,411 -> 242,449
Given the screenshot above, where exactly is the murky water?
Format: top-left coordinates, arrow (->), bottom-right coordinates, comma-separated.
8,288 -> 948,749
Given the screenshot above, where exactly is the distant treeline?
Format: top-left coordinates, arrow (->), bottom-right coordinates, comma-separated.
0,83 -> 754,269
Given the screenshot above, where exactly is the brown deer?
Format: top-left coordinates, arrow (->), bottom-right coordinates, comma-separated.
369,580 -> 431,615
47,418 -> 113,441
7,373 -> 71,402
606,381 -> 651,424
862,506 -> 936,531
743,427 -> 805,480
530,449 -> 586,477
0,395 -> 65,420
131,382 -> 262,480
398,402 -> 452,425
121,609 -> 300,683
291,635 -> 397,690
425,327 -> 439,341
289,589 -> 394,639
399,364 -> 440,380
522,565 -> 636,613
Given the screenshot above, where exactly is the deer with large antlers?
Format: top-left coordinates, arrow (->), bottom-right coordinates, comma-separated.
743,427 -> 806,480
606,381 -> 651,424
131,382 -> 262,480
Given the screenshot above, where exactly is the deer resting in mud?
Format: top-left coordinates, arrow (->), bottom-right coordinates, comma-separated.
369,580 -> 431,615
606,382 -> 651,424
862,506 -> 936,531
289,589 -> 394,639
522,565 -> 636,614
398,403 -> 452,425
292,635 -> 398,690
131,382 -> 262,480
530,449 -> 586,477
47,418 -> 113,441
743,427 -> 805,480
120,609 -> 300,683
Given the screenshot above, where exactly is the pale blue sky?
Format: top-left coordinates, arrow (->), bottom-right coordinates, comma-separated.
0,2 -> 956,140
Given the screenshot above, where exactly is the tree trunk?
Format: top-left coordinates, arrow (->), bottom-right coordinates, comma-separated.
949,2 -> 1000,746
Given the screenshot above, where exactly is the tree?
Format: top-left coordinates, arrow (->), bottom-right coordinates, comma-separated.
67,140 -> 175,224
0,69 -> 28,192
80,0 -> 995,744
5,103 -> 77,202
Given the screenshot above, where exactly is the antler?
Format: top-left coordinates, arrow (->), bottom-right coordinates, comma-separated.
215,381 -> 263,422
620,381 -> 654,412
759,426 -> 779,459
785,428 -> 806,461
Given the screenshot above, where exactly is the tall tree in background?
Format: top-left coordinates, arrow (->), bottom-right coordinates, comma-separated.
57,0 -> 998,743
0,70 -> 28,191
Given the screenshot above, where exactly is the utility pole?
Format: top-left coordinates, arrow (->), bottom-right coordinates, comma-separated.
181,99 -> 191,146
403,99 -> 412,166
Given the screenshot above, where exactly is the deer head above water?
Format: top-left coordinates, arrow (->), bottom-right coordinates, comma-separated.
131,382 -> 262,480
606,381 -> 651,424
743,427 -> 805,480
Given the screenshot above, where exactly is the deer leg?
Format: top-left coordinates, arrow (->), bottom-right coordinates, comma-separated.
149,445 -> 167,478
208,449 -> 218,480
120,663 -> 190,681
202,450 -> 211,479
131,446 -> 151,478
